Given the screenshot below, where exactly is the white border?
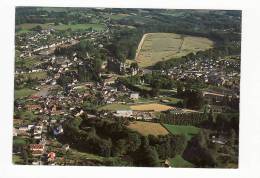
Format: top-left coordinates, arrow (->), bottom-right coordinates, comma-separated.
1,0 -> 260,178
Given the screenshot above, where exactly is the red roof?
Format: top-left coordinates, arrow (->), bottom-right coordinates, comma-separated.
30,144 -> 44,150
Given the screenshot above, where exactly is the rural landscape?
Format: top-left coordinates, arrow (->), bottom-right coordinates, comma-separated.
13,7 -> 241,168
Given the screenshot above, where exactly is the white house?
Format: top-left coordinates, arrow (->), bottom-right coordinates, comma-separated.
130,93 -> 139,100
114,110 -> 133,118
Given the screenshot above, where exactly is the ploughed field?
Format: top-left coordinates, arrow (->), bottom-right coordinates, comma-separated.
127,121 -> 169,136
135,33 -> 213,68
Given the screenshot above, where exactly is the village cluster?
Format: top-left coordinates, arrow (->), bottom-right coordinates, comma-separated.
13,8 -> 240,167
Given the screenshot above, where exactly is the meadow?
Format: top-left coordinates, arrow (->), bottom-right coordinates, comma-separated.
135,33 -> 213,68
163,124 -> 200,140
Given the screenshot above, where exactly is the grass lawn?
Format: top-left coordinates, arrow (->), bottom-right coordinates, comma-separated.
98,103 -> 130,111
13,137 -> 28,146
15,88 -> 36,99
163,124 -> 200,140
169,155 -> 194,168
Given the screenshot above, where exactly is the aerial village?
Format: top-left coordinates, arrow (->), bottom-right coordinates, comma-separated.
13,7 -> 240,167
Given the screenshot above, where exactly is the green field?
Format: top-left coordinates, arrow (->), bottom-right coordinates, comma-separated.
98,103 -> 131,111
14,88 -> 36,99
13,137 -> 28,146
163,124 -> 200,140
17,23 -> 105,33
15,57 -> 41,69
18,71 -> 48,80
13,155 -> 24,164
135,33 -> 213,68
169,155 -> 194,168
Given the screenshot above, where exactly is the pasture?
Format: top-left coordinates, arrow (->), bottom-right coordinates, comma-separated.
130,103 -> 175,112
127,121 -> 169,136
163,124 -> 200,140
135,33 -> 213,68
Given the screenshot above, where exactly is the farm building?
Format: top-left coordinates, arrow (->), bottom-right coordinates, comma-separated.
130,93 -> 139,100
114,110 -> 133,117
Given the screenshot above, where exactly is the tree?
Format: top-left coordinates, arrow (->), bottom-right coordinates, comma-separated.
182,134 -> 217,167
133,136 -> 160,167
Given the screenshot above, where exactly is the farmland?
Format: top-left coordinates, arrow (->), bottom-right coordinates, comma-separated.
130,103 -> 175,112
127,121 -> 169,136
135,33 -> 213,68
163,124 -> 200,140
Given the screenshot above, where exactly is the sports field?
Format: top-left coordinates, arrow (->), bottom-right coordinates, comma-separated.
127,121 -> 169,136
163,124 -> 200,140
130,103 -> 175,112
135,33 -> 213,68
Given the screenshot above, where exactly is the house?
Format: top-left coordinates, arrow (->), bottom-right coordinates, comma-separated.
130,93 -> 139,100
32,161 -> 42,165
62,144 -> 70,151
53,125 -> 63,136
13,128 -> 17,136
25,104 -> 42,111
47,152 -> 56,162
30,144 -> 45,156
164,159 -> 171,167
114,110 -> 133,118
107,58 -> 125,74
211,136 -> 228,145
34,134 -> 42,140
103,77 -> 116,86
19,126 -> 29,132
33,125 -> 43,135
